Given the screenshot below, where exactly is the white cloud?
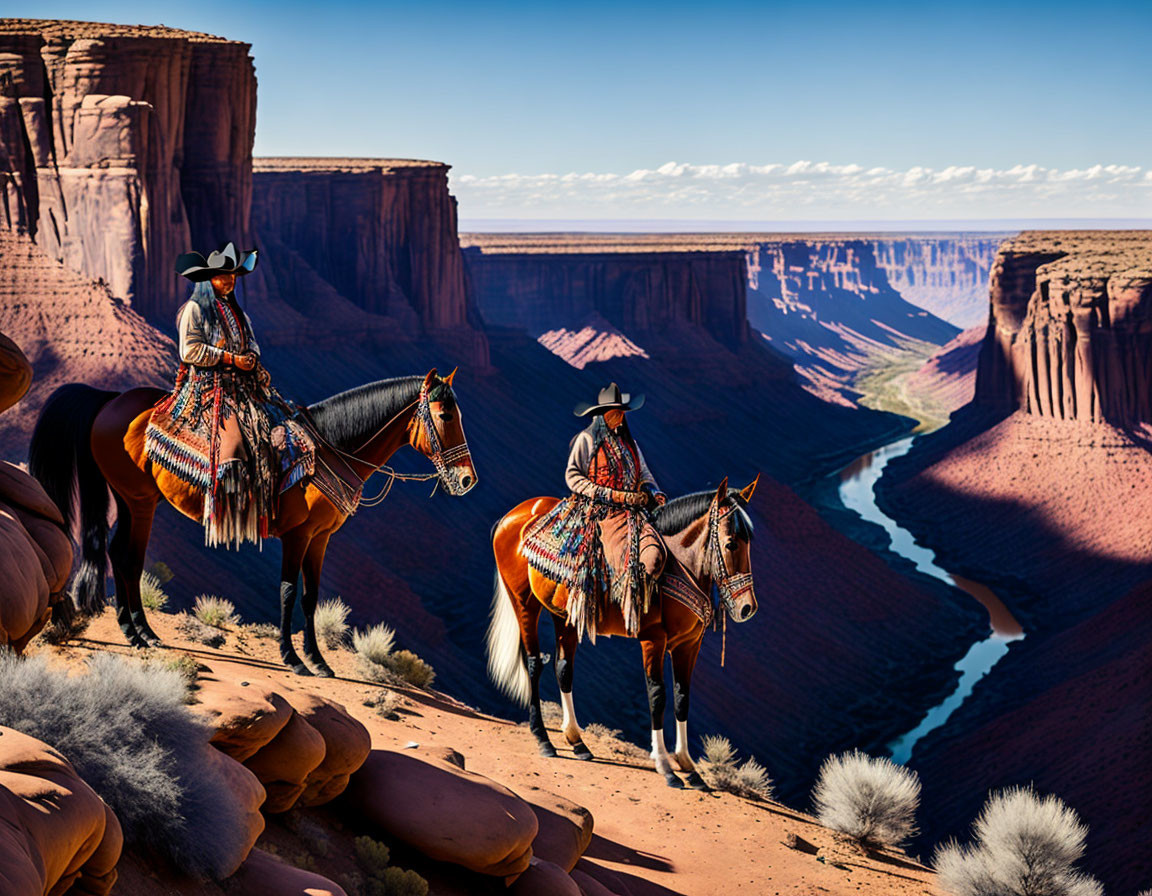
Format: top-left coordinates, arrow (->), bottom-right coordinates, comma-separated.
449,160 -> 1152,220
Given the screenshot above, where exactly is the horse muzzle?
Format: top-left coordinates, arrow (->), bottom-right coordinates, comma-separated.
720,574 -> 757,623
442,462 -> 478,496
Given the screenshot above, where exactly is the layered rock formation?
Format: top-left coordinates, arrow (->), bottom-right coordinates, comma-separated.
462,236 -> 749,350
871,235 -> 1007,328
0,19 -> 256,320
974,231 -> 1152,425
252,158 -> 489,365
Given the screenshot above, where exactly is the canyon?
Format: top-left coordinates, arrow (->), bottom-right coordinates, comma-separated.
876,231 -> 1152,895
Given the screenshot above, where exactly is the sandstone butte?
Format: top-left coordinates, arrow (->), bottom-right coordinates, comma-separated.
5,609 -> 948,896
875,230 -> 1152,896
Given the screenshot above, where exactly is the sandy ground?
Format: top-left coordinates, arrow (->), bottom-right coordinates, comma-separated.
35,610 -> 945,896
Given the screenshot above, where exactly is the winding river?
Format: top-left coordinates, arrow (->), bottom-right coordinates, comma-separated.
837,436 -> 1023,764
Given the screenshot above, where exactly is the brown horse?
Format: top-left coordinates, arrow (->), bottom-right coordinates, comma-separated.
29,369 -> 476,676
486,476 -> 759,788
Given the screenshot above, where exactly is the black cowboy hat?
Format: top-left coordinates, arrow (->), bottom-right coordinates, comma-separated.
573,382 -> 645,417
175,242 -> 258,282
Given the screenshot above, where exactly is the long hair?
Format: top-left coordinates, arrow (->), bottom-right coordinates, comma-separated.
189,280 -> 217,314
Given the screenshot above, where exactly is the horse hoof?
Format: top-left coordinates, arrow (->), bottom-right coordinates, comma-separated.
685,771 -> 712,791
663,770 -> 685,789
128,635 -> 149,650
310,663 -> 335,679
572,742 -> 594,761
537,741 -> 559,758
289,662 -> 313,677
139,632 -> 163,648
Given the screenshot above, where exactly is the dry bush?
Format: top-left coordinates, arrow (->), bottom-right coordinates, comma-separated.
243,622 -> 280,640
192,595 -> 240,629
584,721 -> 623,741
699,734 -> 774,801
140,651 -> 202,697
934,787 -> 1103,896
0,652 -> 253,879
353,625 -> 435,688
176,612 -> 226,648
354,835 -> 391,876
139,571 -> 169,611
812,750 -> 920,846
353,623 -> 396,666
364,690 -> 405,720
38,606 -> 93,645
314,598 -> 351,649
352,834 -> 428,896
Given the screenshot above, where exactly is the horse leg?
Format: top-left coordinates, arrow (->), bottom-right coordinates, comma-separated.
278,531 -> 312,676
108,493 -> 161,648
643,635 -> 682,788
670,638 -> 709,790
300,532 -> 334,678
518,595 -> 557,758
555,622 -> 592,760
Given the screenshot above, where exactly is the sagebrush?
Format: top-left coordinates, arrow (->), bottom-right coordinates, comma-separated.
139,571 -> 169,611
812,750 -> 920,846
934,787 -> 1103,896
0,652 -> 253,879
353,834 -> 428,896
192,594 -> 240,629
353,625 -> 436,688
699,734 -> 774,800
314,598 -> 351,649
176,612 -> 226,648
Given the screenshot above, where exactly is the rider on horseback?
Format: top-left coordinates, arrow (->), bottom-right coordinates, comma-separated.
522,383 -> 667,639
145,243 -> 315,548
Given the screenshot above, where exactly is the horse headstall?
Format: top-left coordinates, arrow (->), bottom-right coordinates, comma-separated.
414,381 -> 475,496
707,499 -> 755,620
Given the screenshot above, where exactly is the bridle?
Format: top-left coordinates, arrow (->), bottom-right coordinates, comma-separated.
408,380 -> 474,490
707,500 -> 756,620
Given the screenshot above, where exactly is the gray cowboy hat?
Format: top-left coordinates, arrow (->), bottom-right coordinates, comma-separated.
176,242 -> 258,282
573,382 -> 645,417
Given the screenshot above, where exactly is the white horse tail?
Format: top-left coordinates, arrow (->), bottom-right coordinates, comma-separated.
486,568 -> 530,706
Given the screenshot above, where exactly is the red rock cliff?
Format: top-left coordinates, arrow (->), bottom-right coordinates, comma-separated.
973,231 -> 1152,424
0,19 -> 256,321
460,235 -> 749,350
251,158 -> 488,366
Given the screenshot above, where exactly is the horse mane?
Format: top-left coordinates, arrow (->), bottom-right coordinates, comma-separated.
306,375 -> 455,451
653,489 -> 754,540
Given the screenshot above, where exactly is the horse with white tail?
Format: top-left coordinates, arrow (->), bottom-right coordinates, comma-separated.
487,476 -> 759,788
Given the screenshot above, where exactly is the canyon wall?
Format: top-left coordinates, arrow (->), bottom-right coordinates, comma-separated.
0,20 -> 256,321
870,235 -> 1006,328
973,231 -> 1152,425
252,158 -> 488,365
461,236 -> 749,351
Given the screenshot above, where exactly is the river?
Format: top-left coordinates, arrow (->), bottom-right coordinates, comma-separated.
837,435 -> 1023,764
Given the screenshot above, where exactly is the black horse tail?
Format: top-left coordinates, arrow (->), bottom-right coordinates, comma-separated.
29,384 -> 118,616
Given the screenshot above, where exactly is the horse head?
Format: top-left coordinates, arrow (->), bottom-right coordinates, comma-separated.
707,475 -> 759,623
408,367 -> 478,496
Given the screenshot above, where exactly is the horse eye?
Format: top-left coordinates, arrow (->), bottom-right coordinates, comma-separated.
438,412 -> 454,421
725,540 -> 737,551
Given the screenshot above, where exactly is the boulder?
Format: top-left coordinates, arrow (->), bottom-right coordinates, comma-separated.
279,689 -> 371,808
573,859 -> 633,896
0,726 -> 122,896
197,743 -> 267,877
0,332 -> 31,414
343,749 -> 538,878
519,785 -> 594,872
0,461 -> 65,525
508,858 -> 582,896
0,505 -> 52,653
242,710 -> 326,813
194,675 -> 295,762
571,867 -> 625,896
225,847 -> 347,895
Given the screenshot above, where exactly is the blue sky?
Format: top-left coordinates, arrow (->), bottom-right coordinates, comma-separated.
14,1 -> 1152,221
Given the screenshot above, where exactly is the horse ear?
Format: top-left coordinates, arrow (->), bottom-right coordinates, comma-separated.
422,368 -> 438,390
739,473 -> 760,503
714,476 -> 729,505
445,367 -> 458,386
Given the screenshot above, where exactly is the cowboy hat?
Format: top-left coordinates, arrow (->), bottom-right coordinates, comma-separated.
176,242 -> 259,282
573,382 -> 645,417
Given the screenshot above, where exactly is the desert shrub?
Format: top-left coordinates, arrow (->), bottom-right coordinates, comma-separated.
314,598 -> 351,649
192,594 -> 240,629
140,651 -> 202,695
812,750 -> 920,846
0,652 -> 253,879
364,690 -> 405,720
384,649 -> 436,688
139,571 -> 169,611
175,612 -> 226,648
38,607 -> 92,645
243,621 -> 280,640
373,866 -> 430,896
584,721 -> 623,740
699,734 -> 774,800
934,787 -> 1103,896
354,835 -> 391,876
353,623 -> 396,665
145,560 -> 174,584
